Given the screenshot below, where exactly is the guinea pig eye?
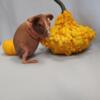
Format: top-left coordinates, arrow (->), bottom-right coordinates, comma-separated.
38,23 -> 42,27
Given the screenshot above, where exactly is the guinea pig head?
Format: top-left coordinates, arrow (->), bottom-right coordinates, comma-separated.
31,14 -> 54,39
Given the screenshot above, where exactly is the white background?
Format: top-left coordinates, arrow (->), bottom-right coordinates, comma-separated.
0,0 -> 100,100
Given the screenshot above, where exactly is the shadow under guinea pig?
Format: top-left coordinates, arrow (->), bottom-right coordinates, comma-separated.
36,45 -> 92,63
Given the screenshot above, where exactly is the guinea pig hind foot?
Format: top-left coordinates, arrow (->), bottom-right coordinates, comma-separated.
22,59 -> 38,64
22,50 -> 38,64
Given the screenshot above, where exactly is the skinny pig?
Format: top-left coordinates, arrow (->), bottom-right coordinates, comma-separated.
13,14 -> 53,64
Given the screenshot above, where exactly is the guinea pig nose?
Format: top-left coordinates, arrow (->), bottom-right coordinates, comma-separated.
45,30 -> 50,37
47,29 -> 50,34
48,32 -> 51,37
47,27 -> 50,32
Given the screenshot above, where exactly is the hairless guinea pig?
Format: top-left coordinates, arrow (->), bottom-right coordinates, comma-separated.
13,14 -> 53,64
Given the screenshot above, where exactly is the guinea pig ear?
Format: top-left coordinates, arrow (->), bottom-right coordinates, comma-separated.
33,16 -> 40,25
46,14 -> 54,20
27,16 -> 34,23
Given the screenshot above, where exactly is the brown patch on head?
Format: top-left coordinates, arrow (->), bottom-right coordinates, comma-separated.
31,14 -> 54,39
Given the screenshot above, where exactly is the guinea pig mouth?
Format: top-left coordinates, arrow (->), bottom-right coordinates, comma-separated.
44,31 -> 50,38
